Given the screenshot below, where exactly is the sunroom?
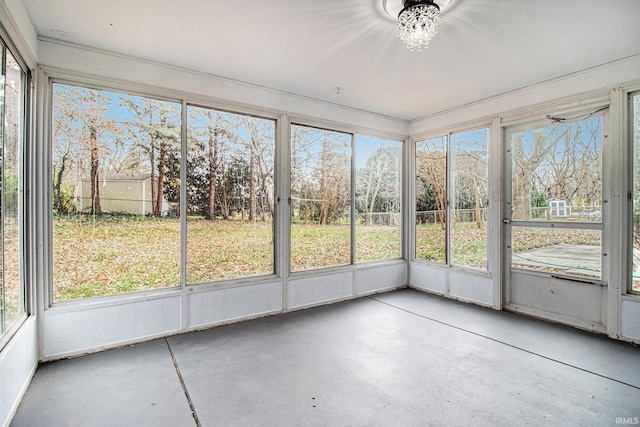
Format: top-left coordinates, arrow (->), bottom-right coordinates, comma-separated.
1,0 -> 640,425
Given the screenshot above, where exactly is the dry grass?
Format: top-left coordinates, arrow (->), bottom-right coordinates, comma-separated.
187,219 -> 273,283
54,216 -> 181,301
415,222 -> 601,270
1,218 -> 22,324
290,223 -> 350,271
52,216 -> 606,301
511,227 -> 600,250
53,216 -> 403,301
415,223 -> 489,268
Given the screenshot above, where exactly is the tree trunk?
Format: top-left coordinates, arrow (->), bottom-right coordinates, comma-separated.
513,166 -> 531,220
149,147 -> 156,215
54,151 -> 69,213
156,142 -> 166,217
149,113 -> 157,216
473,176 -> 482,228
219,162 -> 229,220
427,159 -> 446,230
207,123 -> 218,220
249,154 -> 255,222
450,174 -> 456,230
89,126 -> 101,215
363,173 -> 373,226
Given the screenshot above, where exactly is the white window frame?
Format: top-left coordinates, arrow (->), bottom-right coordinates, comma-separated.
412,123 -> 492,273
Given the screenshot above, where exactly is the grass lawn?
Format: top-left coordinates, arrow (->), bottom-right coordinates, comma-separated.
416,222 -> 488,268
54,215 -> 181,301
415,222 -> 600,271
53,215 -> 603,301
53,216 -> 403,301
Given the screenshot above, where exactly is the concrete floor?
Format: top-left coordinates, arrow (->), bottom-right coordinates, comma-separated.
11,289 -> 640,427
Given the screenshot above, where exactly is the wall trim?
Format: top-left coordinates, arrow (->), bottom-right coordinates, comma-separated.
38,36 -> 408,126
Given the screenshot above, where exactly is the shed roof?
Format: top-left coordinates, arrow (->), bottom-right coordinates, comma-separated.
81,173 -> 152,182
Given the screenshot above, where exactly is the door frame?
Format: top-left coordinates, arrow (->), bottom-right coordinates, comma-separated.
501,112 -> 609,332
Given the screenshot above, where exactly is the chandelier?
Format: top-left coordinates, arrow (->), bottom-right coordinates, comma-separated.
396,0 -> 442,51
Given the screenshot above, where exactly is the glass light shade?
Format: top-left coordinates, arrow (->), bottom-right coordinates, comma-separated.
397,2 -> 441,51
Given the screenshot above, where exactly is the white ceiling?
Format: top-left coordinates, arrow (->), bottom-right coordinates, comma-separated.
22,0 -> 640,121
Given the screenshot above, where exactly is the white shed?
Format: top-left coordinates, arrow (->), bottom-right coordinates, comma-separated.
548,197 -> 571,217
78,173 -> 163,215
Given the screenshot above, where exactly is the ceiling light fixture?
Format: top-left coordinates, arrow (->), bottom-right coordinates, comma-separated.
396,0 -> 441,51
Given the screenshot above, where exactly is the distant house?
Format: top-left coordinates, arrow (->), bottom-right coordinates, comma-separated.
77,173 -> 166,215
548,197 -> 570,217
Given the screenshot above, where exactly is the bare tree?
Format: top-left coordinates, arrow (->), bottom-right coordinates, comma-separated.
511,125 -> 571,219
416,143 -> 446,229
241,117 -> 275,221
356,145 -> 401,225
512,119 -> 602,220
317,134 -> 350,225
291,125 -> 323,221
451,135 -> 488,229
121,97 -> 180,217
52,84 -> 120,215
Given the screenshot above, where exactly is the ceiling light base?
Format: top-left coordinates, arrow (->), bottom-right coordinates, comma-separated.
382,0 -> 454,19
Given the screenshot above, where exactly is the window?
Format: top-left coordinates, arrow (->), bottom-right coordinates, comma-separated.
186,106 -> 275,283
415,135 -> 447,264
1,48 -> 27,334
290,124 -> 351,271
631,92 -> 640,292
355,136 -> 402,262
415,128 -> 489,269
509,116 -> 603,280
52,83 -> 181,301
450,129 -> 489,269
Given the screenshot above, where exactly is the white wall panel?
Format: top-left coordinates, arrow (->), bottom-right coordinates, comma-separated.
621,298 -> 640,342
410,263 -> 446,294
449,271 -> 493,305
37,40 -> 408,136
355,262 -> 407,295
287,272 -> 353,309
0,318 -> 37,427
43,296 -> 181,358
189,282 -> 282,328
410,264 -> 494,306
509,271 -> 605,328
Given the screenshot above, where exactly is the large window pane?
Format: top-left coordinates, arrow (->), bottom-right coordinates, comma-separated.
511,118 -> 602,222
291,125 -> 351,271
355,136 -> 401,262
186,106 -> 275,283
1,50 -> 25,331
450,129 -> 489,269
632,93 -> 640,292
415,136 -> 446,263
509,116 -> 603,282
511,227 -> 601,280
52,84 -> 181,301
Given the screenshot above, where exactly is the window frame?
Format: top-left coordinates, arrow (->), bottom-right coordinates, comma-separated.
45,75 -> 286,306
629,90 -> 640,295
413,124 -> 491,273
43,73 -> 408,308
0,39 -> 29,348
504,113 -> 606,283
288,118 -> 407,275
49,80 -> 185,303
354,134 -> 403,264
184,102 -> 278,284
289,122 -> 355,273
